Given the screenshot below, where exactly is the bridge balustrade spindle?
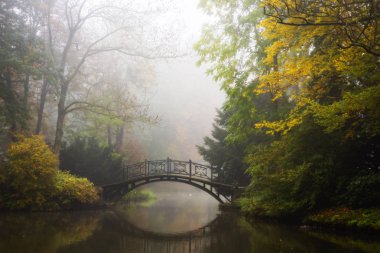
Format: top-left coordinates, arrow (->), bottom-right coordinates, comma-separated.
144,159 -> 147,177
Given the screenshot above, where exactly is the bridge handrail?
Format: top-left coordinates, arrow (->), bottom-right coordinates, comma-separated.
121,158 -> 222,183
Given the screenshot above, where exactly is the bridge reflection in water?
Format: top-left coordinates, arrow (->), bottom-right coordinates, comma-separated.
119,234 -> 212,253
1,210 -> 368,253
104,212 -> 235,253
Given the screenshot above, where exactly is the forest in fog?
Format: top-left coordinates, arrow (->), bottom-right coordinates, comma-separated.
0,0 -> 223,210
1,0 -> 380,231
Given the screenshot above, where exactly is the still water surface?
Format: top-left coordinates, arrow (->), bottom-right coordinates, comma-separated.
0,182 -> 379,253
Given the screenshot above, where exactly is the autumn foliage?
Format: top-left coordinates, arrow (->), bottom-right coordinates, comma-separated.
0,135 -> 100,211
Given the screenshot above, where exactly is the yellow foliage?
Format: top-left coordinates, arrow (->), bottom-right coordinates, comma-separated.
54,170 -> 99,209
1,135 -> 57,210
253,2 -> 380,135
0,135 -> 100,211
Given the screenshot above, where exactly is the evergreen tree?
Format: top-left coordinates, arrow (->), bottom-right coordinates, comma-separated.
198,109 -> 250,185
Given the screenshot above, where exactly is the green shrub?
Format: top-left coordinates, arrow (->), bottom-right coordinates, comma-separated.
54,170 -> 99,209
60,137 -> 122,185
0,135 -> 57,210
0,135 -> 100,211
339,174 -> 380,208
307,208 -> 380,230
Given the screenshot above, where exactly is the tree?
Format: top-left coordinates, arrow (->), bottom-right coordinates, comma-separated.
197,109 -> 250,185
59,137 -> 122,185
262,0 -> 380,57
36,0 -> 179,154
197,0 -> 380,217
63,53 -> 157,153
0,0 -> 45,135
256,0 -> 380,137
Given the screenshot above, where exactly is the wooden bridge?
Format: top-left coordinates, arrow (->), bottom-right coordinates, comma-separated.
101,158 -> 244,203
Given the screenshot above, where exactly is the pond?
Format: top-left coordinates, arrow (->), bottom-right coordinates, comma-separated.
0,182 -> 379,253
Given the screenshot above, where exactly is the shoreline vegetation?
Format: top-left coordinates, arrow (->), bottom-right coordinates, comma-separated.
305,208 -> 380,232
0,135 -> 378,234
0,135 -> 100,211
195,0 -> 380,237
239,203 -> 380,233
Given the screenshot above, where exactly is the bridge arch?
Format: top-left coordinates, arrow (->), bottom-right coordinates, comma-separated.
101,159 -> 244,203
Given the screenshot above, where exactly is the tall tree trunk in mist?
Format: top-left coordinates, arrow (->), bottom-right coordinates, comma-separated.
115,125 -> 124,152
107,125 -> 113,148
23,75 -> 29,106
35,78 -> 49,134
53,80 -> 69,154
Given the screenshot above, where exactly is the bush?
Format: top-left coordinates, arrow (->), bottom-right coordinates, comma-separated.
307,208 -> 380,230
0,135 -> 100,211
339,174 -> 380,208
54,170 -> 99,210
60,137 -> 123,185
0,135 -> 57,210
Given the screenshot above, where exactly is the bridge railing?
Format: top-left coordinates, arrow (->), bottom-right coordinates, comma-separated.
121,158 -> 219,183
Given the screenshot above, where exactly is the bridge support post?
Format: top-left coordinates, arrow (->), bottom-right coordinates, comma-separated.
189,160 -> 192,179
144,159 -> 147,176
167,157 -> 170,175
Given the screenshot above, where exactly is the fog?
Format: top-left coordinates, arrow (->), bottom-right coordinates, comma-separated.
129,1 -> 225,162
137,58 -> 224,161
0,0 -> 224,162
120,182 -> 220,234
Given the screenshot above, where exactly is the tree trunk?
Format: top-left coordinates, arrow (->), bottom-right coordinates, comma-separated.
35,78 -> 49,134
53,81 -> 68,154
115,125 -> 124,152
4,72 -> 17,131
23,74 -> 29,106
107,125 -> 113,148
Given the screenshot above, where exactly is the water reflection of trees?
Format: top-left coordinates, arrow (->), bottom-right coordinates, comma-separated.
1,211 -> 377,253
61,212 -> 374,253
0,211 -> 101,253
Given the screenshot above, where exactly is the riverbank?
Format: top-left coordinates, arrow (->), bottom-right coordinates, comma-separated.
305,208 -> 380,232
239,206 -> 380,234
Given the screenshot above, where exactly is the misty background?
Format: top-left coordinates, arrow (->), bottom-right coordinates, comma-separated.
128,1 -> 225,162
